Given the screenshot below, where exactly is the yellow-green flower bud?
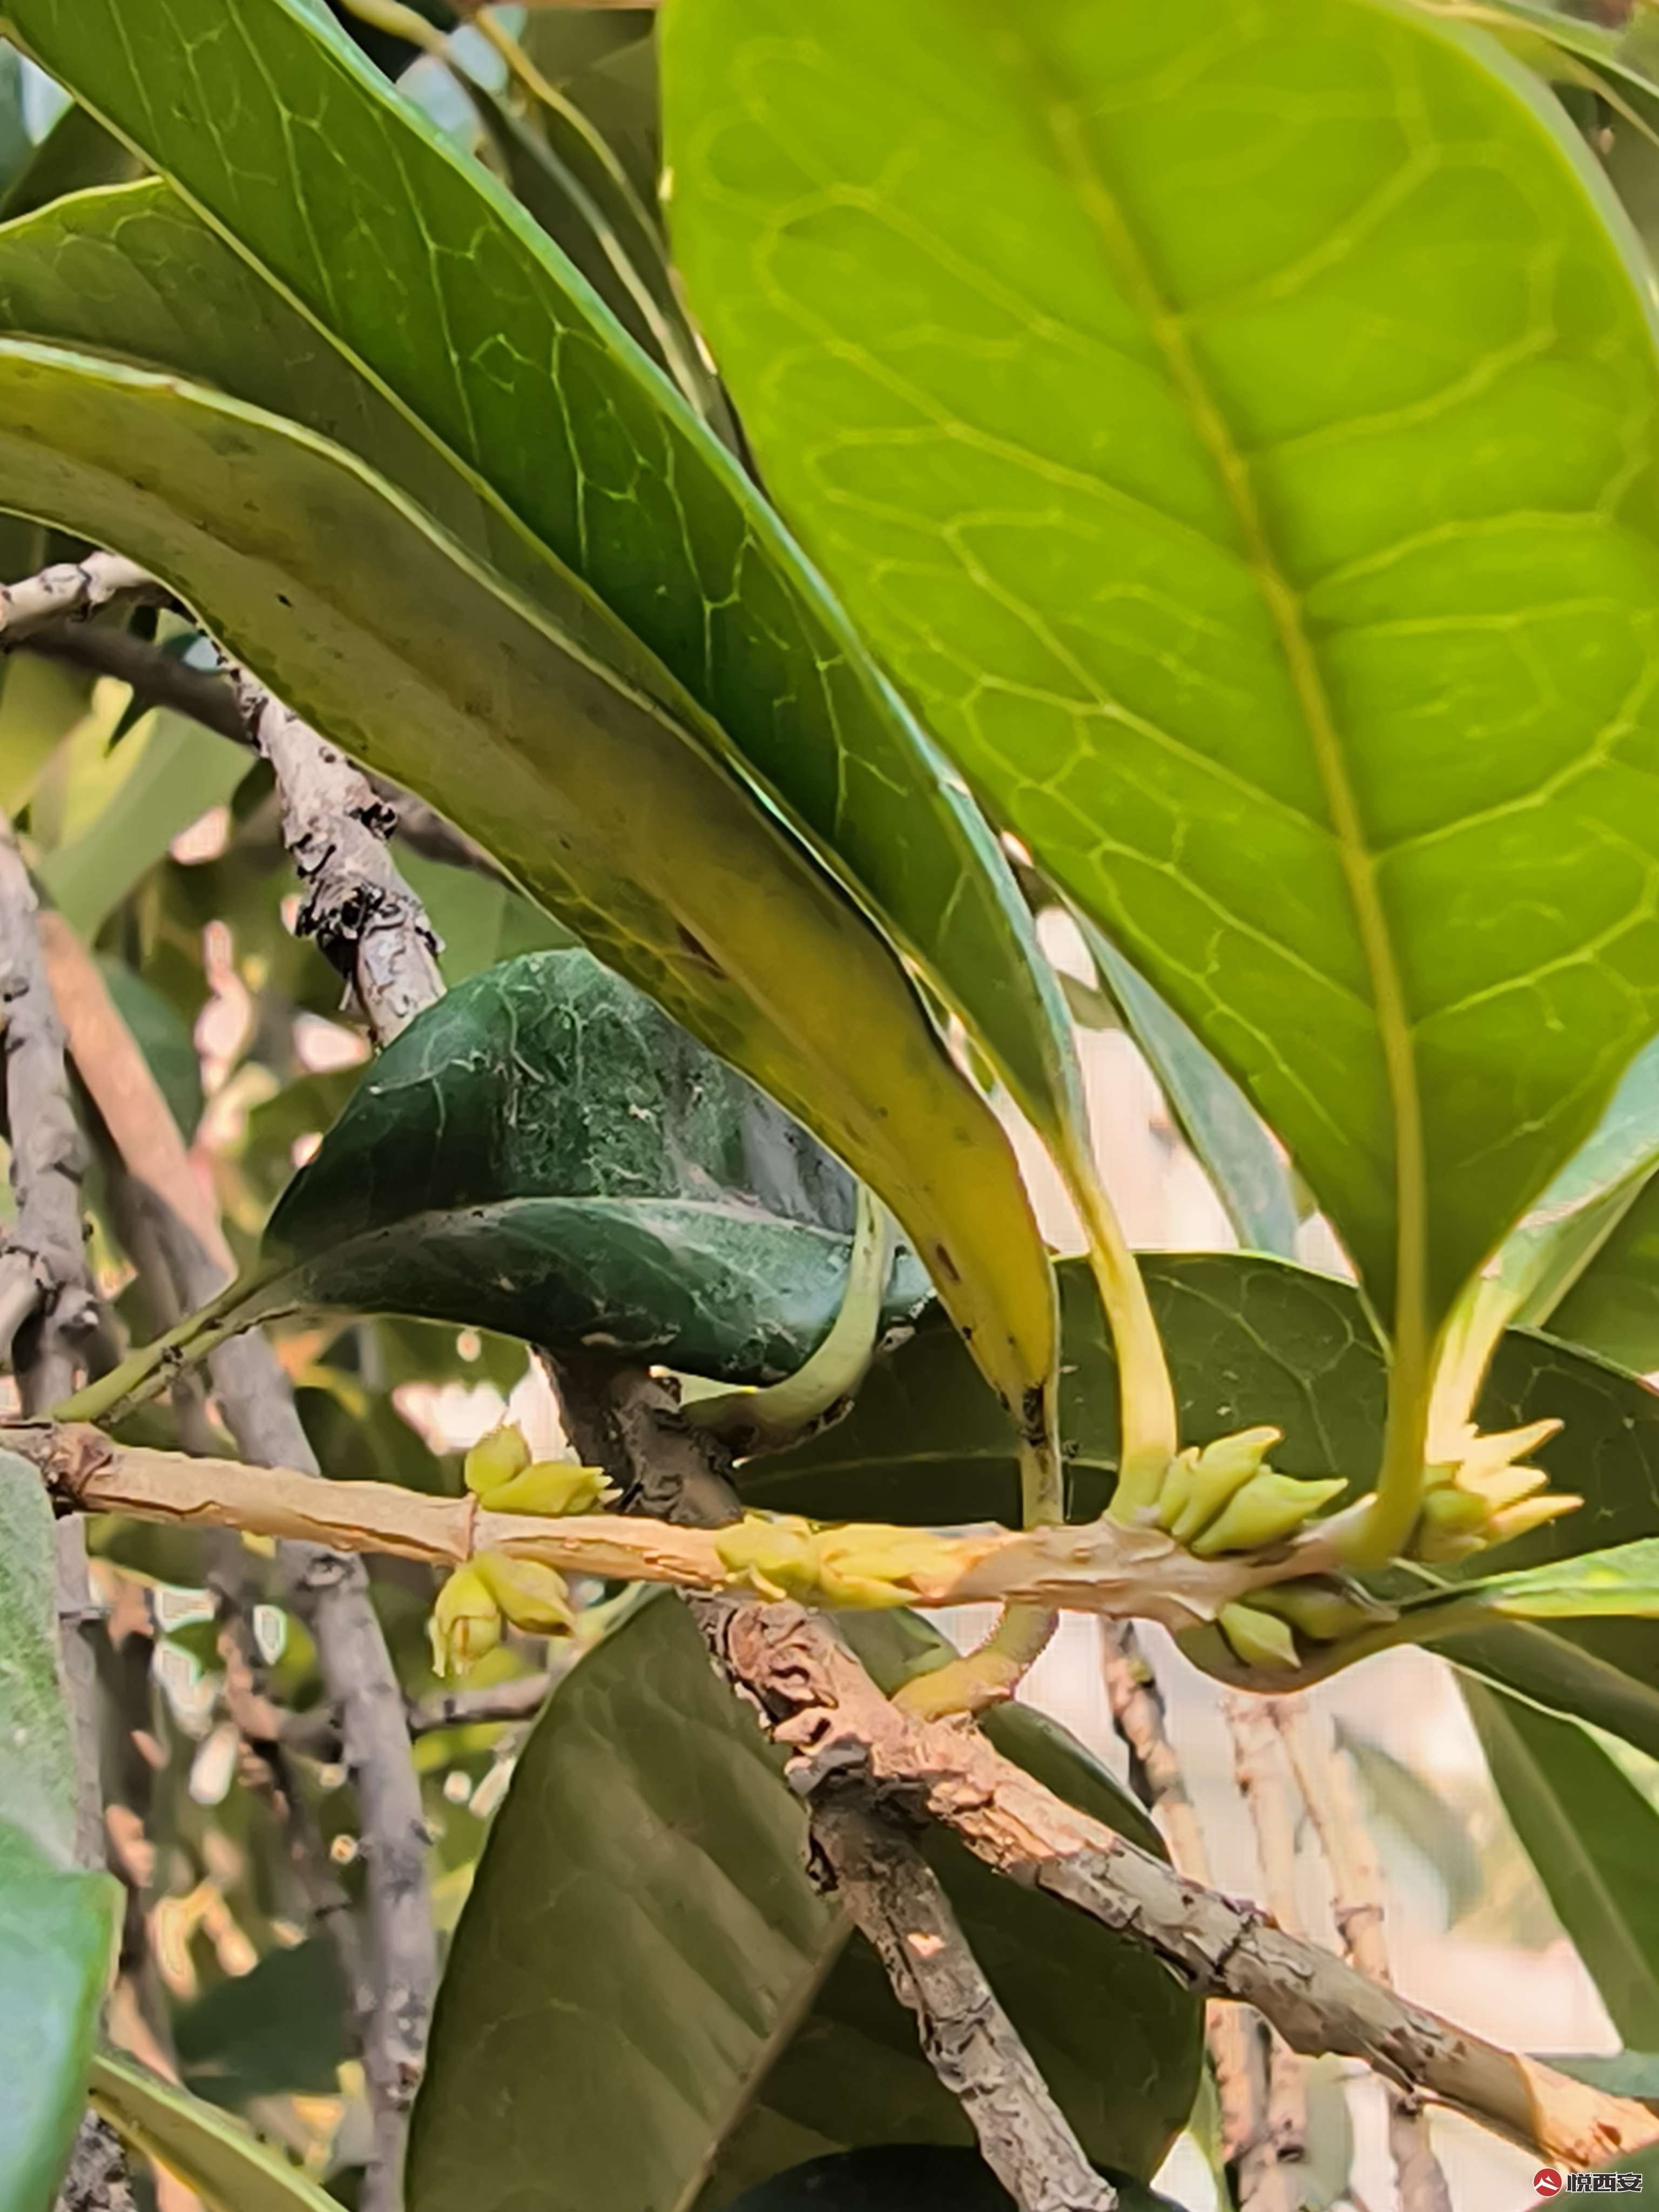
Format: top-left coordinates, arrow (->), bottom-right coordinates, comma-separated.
1152,1447 -> 1198,1533
1252,1579 -> 1384,1644
474,1552 -> 576,1637
1170,1426 -> 1281,1545
714,1514 -> 820,1603
430,1563 -> 502,1676
812,1525 -> 965,1609
482,1461 -> 615,1518
1217,1600 -> 1299,1672
464,1423 -> 532,1499
1190,1471 -> 1345,1557
1481,1493 -> 1582,1550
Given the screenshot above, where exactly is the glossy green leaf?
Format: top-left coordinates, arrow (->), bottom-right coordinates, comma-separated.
88,2052 -> 341,2212
0,340 -> 1051,1419
0,1826 -> 119,2212
1465,1682 -> 1659,2048
0,0 -> 1088,1204
749,1255 -> 1659,1756
407,1593 -> 1200,2212
37,710 -> 250,938
1081,918 -> 1299,1257
664,0 -> 1659,1341
248,949 -> 932,1380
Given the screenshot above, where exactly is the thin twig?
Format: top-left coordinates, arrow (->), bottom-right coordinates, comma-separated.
39,916 -> 434,2212
1276,1704 -> 1453,2212
0,553 -> 159,644
1099,1624 -> 1274,2189
813,1797 -> 1117,2211
713,1603 -> 1658,2172
228,670 -> 444,1042
1226,1696 -> 1310,2206
408,1672 -> 555,1735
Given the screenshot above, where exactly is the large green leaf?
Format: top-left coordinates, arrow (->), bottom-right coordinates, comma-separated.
407,1593 -> 1201,2212
663,0 -> 1659,1346
0,340 -> 1051,1420
88,2053 -> 341,2212
251,949 -> 930,1380
0,1456 -> 120,2212
1465,1681 -> 1659,2048
0,0 -> 1088,1199
748,1254 -> 1659,1755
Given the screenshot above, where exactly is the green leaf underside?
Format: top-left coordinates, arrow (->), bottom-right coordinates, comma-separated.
1548,1166 -> 1659,1371
1082,919 -> 1299,1256
748,1252 -> 1659,1754
0,0 -> 1088,1174
0,338 -> 1051,1414
88,2052 -> 341,2212
664,0 -> 1659,1334
1464,1681 -> 1659,2047
407,1595 -> 1199,2212
0,1829 -> 118,2212
260,950 -> 930,1381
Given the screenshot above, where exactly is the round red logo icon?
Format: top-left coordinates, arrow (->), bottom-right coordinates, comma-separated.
1535,2172 -> 1564,2198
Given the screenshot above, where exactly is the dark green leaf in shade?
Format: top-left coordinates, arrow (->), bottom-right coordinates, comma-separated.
98,960 -> 204,1139
748,1255 -> 1659,1756
663,0 -> 1659,1341
0,0 -> 1088,1209
0,340 -> 1054,1422
88,2052 -> 342,2212
722,2147 -> 1182,2212
173,1939 -> 352,2109
1464,1682 -> 1659,2049
0,97 -> 139,224
407,1594 -> 1201,2212
255,950 -> 931,1382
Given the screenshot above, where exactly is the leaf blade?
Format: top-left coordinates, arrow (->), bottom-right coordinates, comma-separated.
663,0 -> 1659,1338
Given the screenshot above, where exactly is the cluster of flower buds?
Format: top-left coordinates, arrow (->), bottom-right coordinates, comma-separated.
1144,1425 -> 1345,1556
1409,1419 -> 1576,1564
714,1512 -> 964,1609
428,1424 -> 617,1676
1210,1577 -> 1389,1672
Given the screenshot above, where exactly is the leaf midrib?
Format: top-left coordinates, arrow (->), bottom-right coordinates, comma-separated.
1027,51 -> 1428,1358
